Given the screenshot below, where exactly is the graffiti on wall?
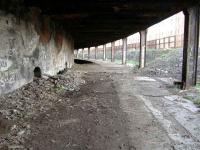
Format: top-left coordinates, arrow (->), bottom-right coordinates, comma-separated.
0,58 -> 13,71
0,70 -> 19,87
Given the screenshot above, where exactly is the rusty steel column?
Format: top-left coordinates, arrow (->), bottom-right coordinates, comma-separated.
139,30 -> 147,68
82,48 -> 84,59
76,50 -> 78,59
103,44 -> 106,61
122,38 -> 127,64
74,49 -> 77,58
182,7 -> 200,89
88,47 -> 90,59
95,46 -> 98,59
111,42 -> 115,62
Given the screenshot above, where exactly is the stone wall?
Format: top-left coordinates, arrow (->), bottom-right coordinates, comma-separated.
0,9 -> 74,94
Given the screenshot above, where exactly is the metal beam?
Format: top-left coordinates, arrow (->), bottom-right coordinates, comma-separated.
82,48 -> 84,59
111,42 -> 115,62
95,46 -> 98,59
103,45 -> 106,61
88,47 -> 90,59
182,7 -> 200,89
139,30 -> 147,68
122,38 -> 127,64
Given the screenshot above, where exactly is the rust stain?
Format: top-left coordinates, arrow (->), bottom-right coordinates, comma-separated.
39,17 -> 51,43
28,8 -> 51,44
55,29 -> 63,53
29,7 -> 41,34
29,7 -> 41,23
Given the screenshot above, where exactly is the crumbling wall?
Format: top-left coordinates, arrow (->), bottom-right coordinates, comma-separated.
0,9 -> 74,94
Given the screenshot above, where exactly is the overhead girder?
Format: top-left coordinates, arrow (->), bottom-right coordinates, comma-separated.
1,0 -> 199,48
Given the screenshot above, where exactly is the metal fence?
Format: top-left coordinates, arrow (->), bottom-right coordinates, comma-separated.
126,34 -> 184,50
77,34 -> 184,63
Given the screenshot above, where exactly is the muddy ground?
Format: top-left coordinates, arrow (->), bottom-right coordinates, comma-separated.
0,61 -> 200,150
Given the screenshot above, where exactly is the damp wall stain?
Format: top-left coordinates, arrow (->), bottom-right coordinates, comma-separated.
0,9 -> 74,94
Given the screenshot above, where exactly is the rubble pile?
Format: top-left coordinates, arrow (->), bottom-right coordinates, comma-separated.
136,49 -> 200,81
136,49 -> 183,80
0,70 -> 85,149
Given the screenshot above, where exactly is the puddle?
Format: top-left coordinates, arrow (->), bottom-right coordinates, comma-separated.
134,77 -> 156,82
164,95 -> 200,113
138,95 -> 200,149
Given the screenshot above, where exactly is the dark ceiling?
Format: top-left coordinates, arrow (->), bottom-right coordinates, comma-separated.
4,0 -> 200,48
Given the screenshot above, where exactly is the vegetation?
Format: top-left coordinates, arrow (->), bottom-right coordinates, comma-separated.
195,82 -> 200,90
194,99 -> 200,106
192,82 -> 200,107
182,82 -> 200,107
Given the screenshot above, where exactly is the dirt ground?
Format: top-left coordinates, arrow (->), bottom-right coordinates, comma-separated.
1,60 -> 200,150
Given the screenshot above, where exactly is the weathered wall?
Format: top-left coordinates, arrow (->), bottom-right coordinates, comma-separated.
0,9 -> 74,94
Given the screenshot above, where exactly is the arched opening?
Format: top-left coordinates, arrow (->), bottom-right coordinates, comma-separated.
34,67 -> 42,78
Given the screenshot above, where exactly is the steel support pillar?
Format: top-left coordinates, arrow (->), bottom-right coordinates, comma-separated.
88,47 -> 90,59
139,30 -> 147,68
95,46 -> 97,59
74,50 -> 77,58
111,42 -> 115,62
82,48 -> 84,59
182,7 -> 199,89
103,44 -> 106,61
76,50 -> 78,59
122,38 -> 127,64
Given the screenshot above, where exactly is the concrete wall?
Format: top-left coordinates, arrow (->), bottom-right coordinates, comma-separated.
0,9 -> 74,94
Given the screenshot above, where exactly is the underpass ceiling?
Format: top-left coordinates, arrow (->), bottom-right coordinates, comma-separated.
4,0 -> 200,48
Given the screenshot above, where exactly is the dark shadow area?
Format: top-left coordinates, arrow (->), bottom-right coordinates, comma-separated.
57,63 -> 67,75
74,59 -> 94,64
34,67 -> 42,78
57,70 -> 65,75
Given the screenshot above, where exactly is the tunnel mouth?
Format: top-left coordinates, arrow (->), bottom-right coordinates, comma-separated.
34,67 -> 42,78
74,59 -> 94,64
